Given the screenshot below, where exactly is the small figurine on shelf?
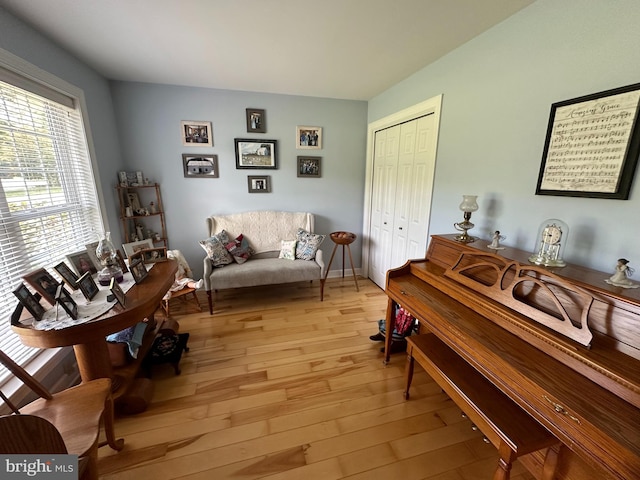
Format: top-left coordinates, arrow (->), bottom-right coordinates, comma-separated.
149,202 -> 157,214
487,230 -> 506,250
605,258 -> 639,288
135,223 -> 145,241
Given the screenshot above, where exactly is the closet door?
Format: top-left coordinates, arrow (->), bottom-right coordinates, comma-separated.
368,114 -> 436,288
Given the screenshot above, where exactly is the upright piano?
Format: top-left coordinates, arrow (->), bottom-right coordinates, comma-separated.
384,234 -> 640,480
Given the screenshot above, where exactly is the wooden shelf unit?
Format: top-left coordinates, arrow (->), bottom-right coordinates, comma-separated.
116,183 -> 168,248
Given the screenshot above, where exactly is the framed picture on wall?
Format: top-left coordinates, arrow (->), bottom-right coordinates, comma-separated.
247,175 -> 271,193
235,139 -> 278,169
182,154 -> 219,178
180,120 -> 213,147
246,108 -> 266,133
297,156 -> 321,178
296,126 -> 322,149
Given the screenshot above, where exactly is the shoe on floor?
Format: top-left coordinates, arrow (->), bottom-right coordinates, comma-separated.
194,279 -> 203,289
369,332 -> 385,342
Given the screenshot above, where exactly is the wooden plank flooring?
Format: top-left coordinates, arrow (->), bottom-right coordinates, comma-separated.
97,277 -> 535,480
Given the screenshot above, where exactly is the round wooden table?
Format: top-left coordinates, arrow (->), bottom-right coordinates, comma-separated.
321,231 -> 359,300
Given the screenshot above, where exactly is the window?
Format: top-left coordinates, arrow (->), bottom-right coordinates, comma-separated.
0,65 -> 104,383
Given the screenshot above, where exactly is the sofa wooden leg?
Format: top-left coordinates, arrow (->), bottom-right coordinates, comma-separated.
320,279 -> 325,301
207,290 -> 213,315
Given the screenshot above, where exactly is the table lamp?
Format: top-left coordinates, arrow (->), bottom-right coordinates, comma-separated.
96,232 -> 124,285
453,195 -> 479,243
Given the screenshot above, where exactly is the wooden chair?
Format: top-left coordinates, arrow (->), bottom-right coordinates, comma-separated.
0,414 -> 90,478
161,249 -> 202,317
0,349 -> 124,480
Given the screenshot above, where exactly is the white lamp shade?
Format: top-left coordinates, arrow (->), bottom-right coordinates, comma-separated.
459,195 -> 479,212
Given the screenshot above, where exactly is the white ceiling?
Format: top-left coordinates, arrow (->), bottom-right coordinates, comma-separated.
1,0 -> 536,101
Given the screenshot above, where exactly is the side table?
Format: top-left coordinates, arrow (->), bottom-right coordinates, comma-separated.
321,231 -> 359,300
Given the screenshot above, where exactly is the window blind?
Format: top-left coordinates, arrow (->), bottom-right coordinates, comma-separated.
0,75 -> 103,383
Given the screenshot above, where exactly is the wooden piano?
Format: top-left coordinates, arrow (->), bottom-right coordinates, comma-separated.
384,234 -> 640,480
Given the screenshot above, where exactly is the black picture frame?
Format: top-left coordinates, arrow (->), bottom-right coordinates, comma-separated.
116,249 -> 129,274
55,283 -> 78,320
536,82 -> 640,199
109,277 -> 126,307
247,175 -> 271,193
246,108 -> 266,133
77,271 -> 99,301
22,268 -> 59,306
234,138 -> 278,169
13,283 -> 46,321
53,262 -> 79,290
297,156 -> 321,178
130,258 -> 148,284
182,154 -> 219,178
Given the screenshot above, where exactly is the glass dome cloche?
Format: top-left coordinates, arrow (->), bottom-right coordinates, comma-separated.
528,219 -> 569,268
95,231 -> 124,285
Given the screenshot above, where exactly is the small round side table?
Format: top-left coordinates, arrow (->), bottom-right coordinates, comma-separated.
321,231 -> 359,300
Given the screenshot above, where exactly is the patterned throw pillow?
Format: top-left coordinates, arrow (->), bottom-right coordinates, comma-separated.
199,230 -> 233,267
278,240 -> 297,260
295,228 -> 325,260
225,233 -> 253,264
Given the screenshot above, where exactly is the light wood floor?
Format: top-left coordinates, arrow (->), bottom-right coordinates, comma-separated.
97,277 -> 535,480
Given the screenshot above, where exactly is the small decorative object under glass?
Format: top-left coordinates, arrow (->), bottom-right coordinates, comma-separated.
96,231 -> 124,285
453,195 -> 479,243
528,219 -> 568,267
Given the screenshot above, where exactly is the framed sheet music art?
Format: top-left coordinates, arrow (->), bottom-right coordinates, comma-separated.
535,82 -> 640,199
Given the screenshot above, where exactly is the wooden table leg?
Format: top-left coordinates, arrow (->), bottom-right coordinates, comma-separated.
345,244 -> 359,291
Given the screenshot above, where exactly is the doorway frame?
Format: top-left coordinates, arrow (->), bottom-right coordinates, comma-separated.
361,94 -> 443,281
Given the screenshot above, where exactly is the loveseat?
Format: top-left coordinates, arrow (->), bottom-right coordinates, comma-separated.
202,211 -> 326,314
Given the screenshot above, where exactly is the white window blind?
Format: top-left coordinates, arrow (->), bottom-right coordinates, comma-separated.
0,71 -> 103,383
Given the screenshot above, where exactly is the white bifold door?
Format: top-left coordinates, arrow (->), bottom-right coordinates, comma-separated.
368,113 -> 437,288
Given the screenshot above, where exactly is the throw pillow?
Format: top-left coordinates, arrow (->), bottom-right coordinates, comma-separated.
199,230 -> 233,267
295,228 -> 325,260
278,240 -> 297,260
225,233 -> 253,264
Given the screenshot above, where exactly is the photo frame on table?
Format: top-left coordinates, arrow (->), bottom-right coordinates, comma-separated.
247,175 -> 271,193
109,277 -> 126,307
234,138 -> 278,169
297,156 -> 321,178
182,154 -> 219,178
85,241 -> 102,270
122,238 -> 154,259
66,250 -> 98,276
141,247 -> 167,263
296,126 -> 322,149
13,282 -> 46,321
77,271 -> 99,301
130,258 -> 148,284
53,262 -> 79,290
55,283 -> 78,320
536,82 -> 640,200
116,249 -> 129,273
22,268 -> 59,306
246,108 -> 266,133
181,120 -> 213,147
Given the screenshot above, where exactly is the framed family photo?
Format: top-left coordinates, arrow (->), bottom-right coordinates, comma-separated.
22,268 -> 59,306
235,138 -> 278,169
122,238 -> 154,259
247,175 -> 271,193
297,156 -> 321,178
130,258 -> 149,284
246,108 -> 266,133
55,284 -> 78,320
296,126 -> 322,149
182,154 -> 219,178
13,283 -> 46,321
54,262 -> 79,290
66,250 -> 98,276
109,277 -> 126,307
77,271 -> 99,301
181,120 -> 213,147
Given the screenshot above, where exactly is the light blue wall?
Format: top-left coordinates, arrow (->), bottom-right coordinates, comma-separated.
369,0 -> 640,274
0,7 -> 125,243
110,82 -> 367,277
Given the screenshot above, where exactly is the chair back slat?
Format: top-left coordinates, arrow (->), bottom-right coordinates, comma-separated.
0,350 -> 53,400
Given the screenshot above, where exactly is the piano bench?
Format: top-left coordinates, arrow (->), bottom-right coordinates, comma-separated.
404,333 -> 560,480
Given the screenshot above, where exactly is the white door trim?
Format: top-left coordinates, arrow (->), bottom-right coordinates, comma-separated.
361,95 -> 443,281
